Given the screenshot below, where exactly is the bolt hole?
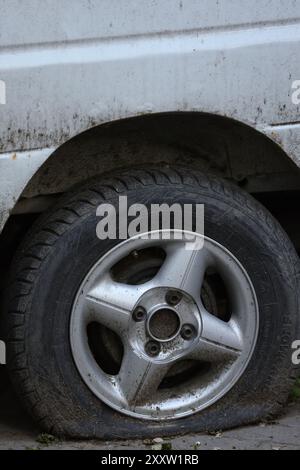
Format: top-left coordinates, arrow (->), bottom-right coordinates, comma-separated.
181,324 -> 196,340
165,290 -> 182,306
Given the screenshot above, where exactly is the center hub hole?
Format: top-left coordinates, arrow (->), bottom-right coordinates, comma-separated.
148,308 -> 181,341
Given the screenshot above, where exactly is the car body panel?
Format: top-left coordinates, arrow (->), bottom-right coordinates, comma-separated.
0,0 -> 300,231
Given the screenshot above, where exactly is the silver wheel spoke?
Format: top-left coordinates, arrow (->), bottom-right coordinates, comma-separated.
84,275 -> 148,334
117,347 -> 170,406
156,243 -> 209,300
191,338 -> 241,363
191,309 -> 242,362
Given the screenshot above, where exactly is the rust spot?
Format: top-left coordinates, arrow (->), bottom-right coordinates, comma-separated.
270,131 -> 283,146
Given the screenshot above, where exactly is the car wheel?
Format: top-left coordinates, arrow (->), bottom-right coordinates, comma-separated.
5,167 -> 300,438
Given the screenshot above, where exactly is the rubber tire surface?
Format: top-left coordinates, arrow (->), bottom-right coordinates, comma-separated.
5,167 -> 300,438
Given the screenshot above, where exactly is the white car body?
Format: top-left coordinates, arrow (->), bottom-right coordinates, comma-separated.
0,0 -> 300,232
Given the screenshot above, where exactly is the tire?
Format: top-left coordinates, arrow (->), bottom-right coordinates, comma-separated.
5,167 -> 300,438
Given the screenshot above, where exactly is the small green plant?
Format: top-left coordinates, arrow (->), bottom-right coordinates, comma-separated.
36,433 -> 58,446
291,378 -> 300,400
161,442 -> 173,450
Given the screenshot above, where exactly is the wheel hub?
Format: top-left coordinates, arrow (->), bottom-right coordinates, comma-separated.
129,286 -> 202,362
148,308 -> 181,341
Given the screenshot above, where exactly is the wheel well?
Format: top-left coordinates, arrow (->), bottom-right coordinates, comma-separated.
20,112 -> 300,203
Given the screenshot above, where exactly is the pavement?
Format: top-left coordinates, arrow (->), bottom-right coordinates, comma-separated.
0,381 -> 299,450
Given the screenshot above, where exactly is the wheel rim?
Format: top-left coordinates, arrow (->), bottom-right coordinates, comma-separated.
70,231 -> 259,420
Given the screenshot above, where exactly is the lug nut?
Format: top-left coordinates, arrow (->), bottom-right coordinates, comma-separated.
145,341 -> 161,357
132,306 -> 146,322
181,324 -> 197,341
165,290 -> 183,306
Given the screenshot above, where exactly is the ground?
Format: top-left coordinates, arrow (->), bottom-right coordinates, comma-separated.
0,375 -> 299,450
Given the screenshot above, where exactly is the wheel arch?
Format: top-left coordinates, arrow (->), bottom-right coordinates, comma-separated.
18,111 -> 300,204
